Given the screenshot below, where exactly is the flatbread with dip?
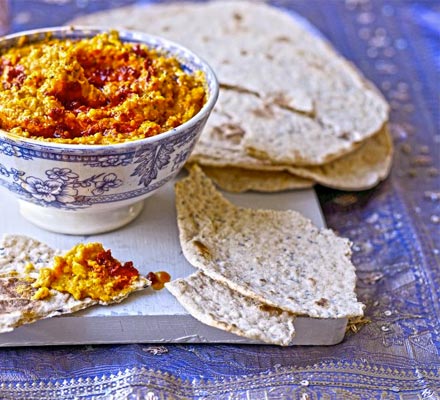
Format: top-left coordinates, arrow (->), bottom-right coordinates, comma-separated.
175,166 -> 365,319
69,0 -> 389,166
0,234 -> 150,333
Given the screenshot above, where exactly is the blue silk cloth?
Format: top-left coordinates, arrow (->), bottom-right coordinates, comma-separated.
0,0 -> 439,398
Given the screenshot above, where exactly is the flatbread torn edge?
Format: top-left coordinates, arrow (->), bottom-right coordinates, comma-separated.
287,124 -> 393,190
175,165 -> 365,319
189,119 -> 392,191
166,270 -> 296,346
0,234 -> 149,333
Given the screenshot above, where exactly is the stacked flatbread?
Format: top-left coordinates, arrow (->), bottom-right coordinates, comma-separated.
166,166 -> 365,345
70,0 -> 392,192
0,235 -> 149,333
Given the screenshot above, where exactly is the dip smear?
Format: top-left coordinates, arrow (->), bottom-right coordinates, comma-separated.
0,31 -> 206,144
33,242 -> 146,302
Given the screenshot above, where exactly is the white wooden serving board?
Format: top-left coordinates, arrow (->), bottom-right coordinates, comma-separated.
0,177 -> 347,346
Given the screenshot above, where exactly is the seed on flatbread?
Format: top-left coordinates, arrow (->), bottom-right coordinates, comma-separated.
175,166 -> 365,319
70,1 -> 389,166
197,165 -> 314,192
0,235 -> 149,333
0,234 -> 56,276
166,271 -> 296,346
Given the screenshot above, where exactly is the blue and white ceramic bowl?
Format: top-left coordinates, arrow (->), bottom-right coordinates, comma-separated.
0,27 -> 219,234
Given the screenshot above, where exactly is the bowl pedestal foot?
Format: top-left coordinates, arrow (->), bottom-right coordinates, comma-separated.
18,200 -> 145,235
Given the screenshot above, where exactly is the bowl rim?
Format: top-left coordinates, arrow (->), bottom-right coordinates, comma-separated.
0,25 -> 219,150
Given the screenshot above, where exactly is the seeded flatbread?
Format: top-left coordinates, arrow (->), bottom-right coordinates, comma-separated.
197,89 -> 369,166
188,88 -> 350,170
175,166 -> 364,319
240,91 -> 386,166
69,1 -> 389,166
166,271 -> 296,346
198,165 -> 314,192
0,234 -> 149,333
189,97 -> 392,191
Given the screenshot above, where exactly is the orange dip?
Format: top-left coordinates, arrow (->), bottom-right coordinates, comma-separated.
0,31 -> 206,144
32,242 -> 141,302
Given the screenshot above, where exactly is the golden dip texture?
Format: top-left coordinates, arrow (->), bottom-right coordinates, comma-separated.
0,31 -> 206,144
33,242 -> 141,302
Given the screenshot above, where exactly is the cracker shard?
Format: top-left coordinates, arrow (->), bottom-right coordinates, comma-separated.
166,271 -> 296,346
0,234 -> 148,334
175,166 -> 365,319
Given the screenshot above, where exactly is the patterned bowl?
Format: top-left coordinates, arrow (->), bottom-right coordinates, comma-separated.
0,27 -> 219,234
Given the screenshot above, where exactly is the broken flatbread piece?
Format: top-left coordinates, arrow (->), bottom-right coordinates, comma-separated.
175,166 -> 365,319
0,235 -> 149,333
166,271 -> 296,346
0,235 -> 96,333
0,273 -> 96,334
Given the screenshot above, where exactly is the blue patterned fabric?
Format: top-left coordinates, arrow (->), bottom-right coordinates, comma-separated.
0,0 -> 439,398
